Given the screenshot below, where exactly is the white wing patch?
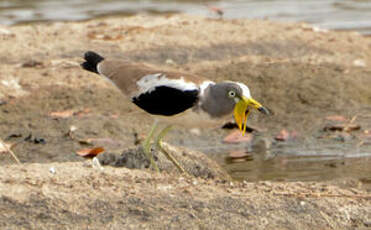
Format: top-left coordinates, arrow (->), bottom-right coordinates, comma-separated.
136,73 -> 199,94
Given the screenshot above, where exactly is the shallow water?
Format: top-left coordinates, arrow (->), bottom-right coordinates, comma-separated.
176,110 -> 371,184
186,136 -> 370,187
0,0 -> 371,34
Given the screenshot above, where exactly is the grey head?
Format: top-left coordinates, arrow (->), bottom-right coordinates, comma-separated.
199,81 -> 269,123
200,82 -> 249,118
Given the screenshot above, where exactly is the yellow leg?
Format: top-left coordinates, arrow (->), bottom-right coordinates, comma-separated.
155,125 -> 186,174
142,122 -> 160,172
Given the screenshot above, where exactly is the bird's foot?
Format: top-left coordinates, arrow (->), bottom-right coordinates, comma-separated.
156,140 -> 186,174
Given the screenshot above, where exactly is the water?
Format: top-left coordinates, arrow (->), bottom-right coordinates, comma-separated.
0,0 -> 371,35
196,137 -> 371,186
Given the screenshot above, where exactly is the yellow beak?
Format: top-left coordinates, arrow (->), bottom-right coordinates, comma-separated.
233,97 -> 269,135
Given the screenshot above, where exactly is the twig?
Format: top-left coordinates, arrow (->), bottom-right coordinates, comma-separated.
349,115 -> 358,124
274,192 -> 371,199
0,139 -> 21,164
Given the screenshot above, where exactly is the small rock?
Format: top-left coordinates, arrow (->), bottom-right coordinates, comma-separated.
275,129 -> 292,141
69,125 -> 77,132
21,60 -> 43,68
189,128 -> 201,136
311,26 -> 329,33
0,27 -> 12,35
165,59 -> 175,65
0,26 -> 15,38
92,157 -> 104,171
353,59 -> 366,67
260,181 -> 272,186
24,133 -> 46,144
223,131 -> 253,144
301,24 -> 328,33
49,167 -> 56,174
34,137 -> 46,144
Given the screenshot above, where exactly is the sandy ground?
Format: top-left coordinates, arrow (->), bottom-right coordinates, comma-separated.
0,14 -> 371,229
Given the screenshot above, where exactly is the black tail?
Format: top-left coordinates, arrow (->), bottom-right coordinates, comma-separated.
81,51 -> 105,74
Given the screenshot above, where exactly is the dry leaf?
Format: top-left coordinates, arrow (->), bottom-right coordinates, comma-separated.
49,110 -> 74,118
325,115 -> 347,122
323,124 -> 361,132
223,131 -> 253,144
49,108 -> 90,119
110,113 -> 119,119
75,108 -> 91,117
76,147 -> 105,158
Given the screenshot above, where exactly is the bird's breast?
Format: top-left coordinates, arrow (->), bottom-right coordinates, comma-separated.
154,107 -> 231,129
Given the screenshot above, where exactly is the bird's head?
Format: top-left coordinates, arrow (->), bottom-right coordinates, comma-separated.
229,82 -> 269,134
203,81 -> 269,135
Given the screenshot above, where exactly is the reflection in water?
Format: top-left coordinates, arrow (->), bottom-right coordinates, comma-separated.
187,135 -> 371,184
0,0 -> 371,34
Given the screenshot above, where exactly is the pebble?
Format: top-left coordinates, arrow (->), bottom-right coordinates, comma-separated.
92,157 -> 104,171
165,59 -> 175,65
49,167 -> 56,174
223,131 -> 253,144
189,128 -> 201,136
0,27 -> 15,38
353,59 -> 366,67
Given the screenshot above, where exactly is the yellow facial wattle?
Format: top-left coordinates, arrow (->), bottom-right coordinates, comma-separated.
233,97 -> 268,135
233,99 -> 249,135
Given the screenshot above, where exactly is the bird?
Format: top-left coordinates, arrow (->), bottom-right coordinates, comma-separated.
81,51 -> 269,173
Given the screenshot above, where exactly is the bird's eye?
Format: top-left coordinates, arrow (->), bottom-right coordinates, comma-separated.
228,91 -> 236,98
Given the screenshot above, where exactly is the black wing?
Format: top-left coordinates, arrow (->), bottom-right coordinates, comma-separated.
132,86 -> 199,116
